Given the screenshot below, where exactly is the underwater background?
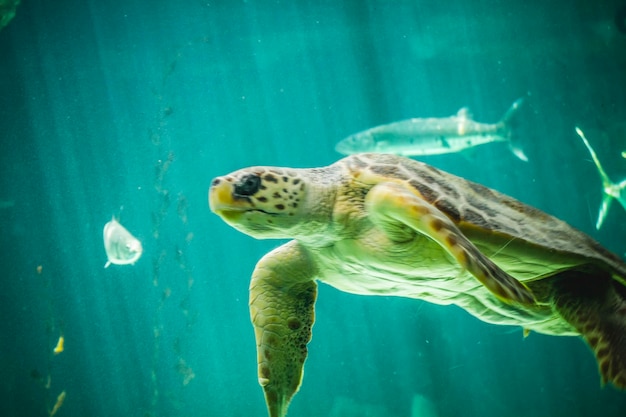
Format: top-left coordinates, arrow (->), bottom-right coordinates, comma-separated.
1,0 -> 626,416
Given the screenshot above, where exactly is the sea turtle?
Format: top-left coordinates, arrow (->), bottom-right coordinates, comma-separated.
209,153 -> 626,417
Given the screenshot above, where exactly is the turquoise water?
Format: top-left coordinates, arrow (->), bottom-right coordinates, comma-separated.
1,1 -> 626,416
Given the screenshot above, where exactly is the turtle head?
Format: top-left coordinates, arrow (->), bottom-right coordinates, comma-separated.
209,166 -> 308,239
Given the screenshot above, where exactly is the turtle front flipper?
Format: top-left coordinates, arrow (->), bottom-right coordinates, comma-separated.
552,270 -> 626,389
249,240 -> 318,417
365,181 -> 535,305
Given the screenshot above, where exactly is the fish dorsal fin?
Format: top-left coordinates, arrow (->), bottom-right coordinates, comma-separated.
456,107 -> 473,120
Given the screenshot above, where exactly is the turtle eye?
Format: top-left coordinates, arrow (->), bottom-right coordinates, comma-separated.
234,174 -> 261,196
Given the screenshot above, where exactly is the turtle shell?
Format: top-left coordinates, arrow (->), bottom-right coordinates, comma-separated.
345,153 -> 626,284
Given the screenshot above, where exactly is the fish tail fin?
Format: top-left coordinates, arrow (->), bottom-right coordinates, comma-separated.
575,127 -> 612,183
499,98 -> 527,162
575,126 -> 621,229
596,194 -> 614,230
501,97 -> 524,125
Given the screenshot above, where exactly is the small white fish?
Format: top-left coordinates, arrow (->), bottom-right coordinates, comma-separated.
335,98 -> 527,161
103,218 -> 143,268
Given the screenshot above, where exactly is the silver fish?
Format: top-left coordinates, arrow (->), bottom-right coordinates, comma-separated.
103,218 -> 143,268
575,127 -> 626,229
335,98 -> 527,161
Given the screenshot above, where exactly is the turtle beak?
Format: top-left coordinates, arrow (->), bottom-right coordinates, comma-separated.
209,177 -> 247,222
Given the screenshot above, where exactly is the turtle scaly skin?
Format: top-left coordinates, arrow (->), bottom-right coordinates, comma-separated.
209,153 -> 626,417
